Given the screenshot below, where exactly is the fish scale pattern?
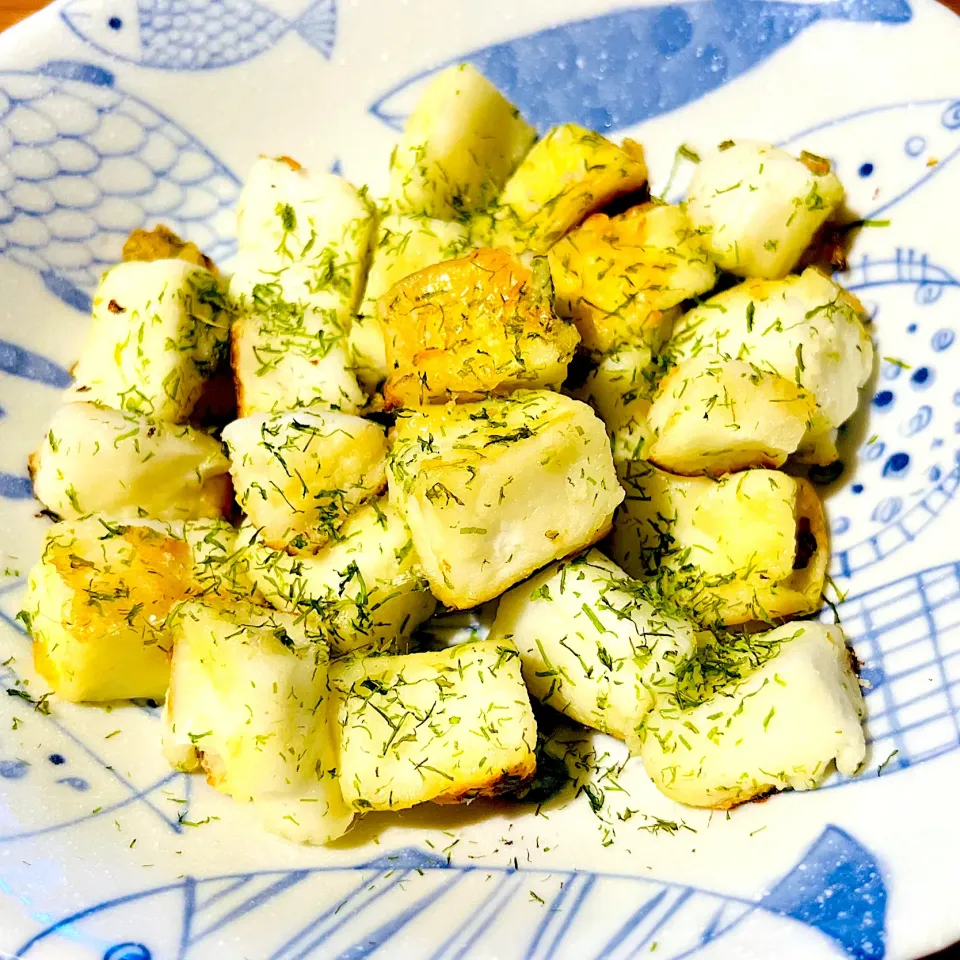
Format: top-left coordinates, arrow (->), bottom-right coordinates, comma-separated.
138,0 -> 288,69
61,0 -> 338,70
0,67 -> 239,309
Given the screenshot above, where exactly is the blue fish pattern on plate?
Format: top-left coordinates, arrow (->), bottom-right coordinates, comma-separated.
822,248 -> 960,579
16,825 -> 885,959
61,0 -> 337,70
779,99 -> 960,218
0,339 -> 71,498
0,6 -> 952,955
0,60 -> 240,313
823,561 -> 960,784
370,0 -> 911,134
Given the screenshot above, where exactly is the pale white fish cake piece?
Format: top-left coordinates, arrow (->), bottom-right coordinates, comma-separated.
32,402 -> 231,521
386,391 -> 623,608
163,596 -> 352,845
68,259 -> 231,422
686,140 -> 844,278
641,622 -> 866,808
222,410 -> 387,553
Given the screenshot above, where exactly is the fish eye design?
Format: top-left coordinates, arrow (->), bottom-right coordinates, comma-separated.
108,16 -> 123,30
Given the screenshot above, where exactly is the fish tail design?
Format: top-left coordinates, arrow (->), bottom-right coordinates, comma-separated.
40,270 -> 92,313
292,0 -> 337,59
822,0 -> 911,23
761,826 -> 887,959
832,465 -> 960,578
36,59 -> 115,87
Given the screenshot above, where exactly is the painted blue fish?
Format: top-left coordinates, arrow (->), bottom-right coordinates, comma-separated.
0,340 -> 72,499
16,825 -> 886,959
61,0 -> 337,70
370,0 -> 912,135
818,248 -> 960,580
780,99 -> 960,219
0,60 -> 240,313
825,560 -> 960,784
0,580 -> 196,841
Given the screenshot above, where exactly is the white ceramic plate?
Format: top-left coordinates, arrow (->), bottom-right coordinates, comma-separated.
0,1 -> 958,957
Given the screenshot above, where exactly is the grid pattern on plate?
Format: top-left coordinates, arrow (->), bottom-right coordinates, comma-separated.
840,562 -> 960,776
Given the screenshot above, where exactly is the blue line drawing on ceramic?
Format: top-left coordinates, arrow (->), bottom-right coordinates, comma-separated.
370,0 -> 911,135
0,60 -> 240,313
16,825 -> 886,959
0,473 -> 32,498
779,99 -> 960,219
820,249 -> 960,579
0,337 -> 72,499
61,0 -> 337,70
822,560 -> 960,785
0,339 -> 71,390
0,579 -> 194,841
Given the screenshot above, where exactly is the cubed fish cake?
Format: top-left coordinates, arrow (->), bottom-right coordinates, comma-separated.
640,623 -> 865,807
489,124 -> 648,253
232,156 -> 375,328
23,517 -> 243,702
332,640 -> 537,811
222,410 -> 387,552
490,549 -> 700,748
380,248 -> 579,407
669,268 -> 872,461
685,141 -> 844,278
574,341 -> 658,463
244,498 -> 435,654
32,403 -> 231,521
68,259 -> 231,422
350,214 -> 471,390
644,356 -> 819,476
163,596 -> 353,844
388,64 -> 536,220
611,462 -> 828,625
386,391 -> 624,608
548,203 -> 716,355
231,296 -> 363,417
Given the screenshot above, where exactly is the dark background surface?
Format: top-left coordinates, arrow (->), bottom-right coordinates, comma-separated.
928,946 -> 960,958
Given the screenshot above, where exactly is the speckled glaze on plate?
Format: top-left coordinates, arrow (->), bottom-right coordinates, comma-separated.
0,1 -> 957,957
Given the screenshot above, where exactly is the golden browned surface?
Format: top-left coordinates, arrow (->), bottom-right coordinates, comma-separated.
380,247 -> 579,407
704,476 -> 830,626
549,205 -> 684,354
51,527 -> 190,647
123,225 -> 219,274
229,321 -> 250,416
489,126 -> 648,254
34,527 -> 191,691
